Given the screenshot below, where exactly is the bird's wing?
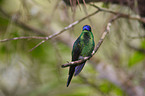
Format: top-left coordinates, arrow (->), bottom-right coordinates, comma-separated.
67,37 -> 82,87
72,37 -> 86,76
72,37 -> 82,61
74,62 -> 85,76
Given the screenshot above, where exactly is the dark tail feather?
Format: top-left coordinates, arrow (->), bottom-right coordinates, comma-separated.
74,62 -> 85,76
67,66 -> 75,87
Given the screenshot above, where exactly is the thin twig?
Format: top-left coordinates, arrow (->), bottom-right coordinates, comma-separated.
29,40 -> 46,52
0,36 -> 47,42
90,4 -> 145,23
129,35 -> 145,39
61,15 -> 119,68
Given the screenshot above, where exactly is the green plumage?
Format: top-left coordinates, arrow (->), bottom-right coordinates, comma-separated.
67,25 -> 95,87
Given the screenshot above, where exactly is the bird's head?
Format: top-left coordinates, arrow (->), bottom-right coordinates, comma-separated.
83,25 -> 91,31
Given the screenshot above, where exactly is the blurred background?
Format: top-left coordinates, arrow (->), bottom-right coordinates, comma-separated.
0,0 -> 145,96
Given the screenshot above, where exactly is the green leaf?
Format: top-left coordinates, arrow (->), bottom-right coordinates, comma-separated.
128,52 -> 145,67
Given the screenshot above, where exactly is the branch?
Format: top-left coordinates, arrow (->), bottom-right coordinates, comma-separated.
29,9 -> 100,51
1,5 -> 145,51
61,15 -> 119,68
29,40 -> 46,52
26,5 -> 145,51
0,36 -> 48,42
0,8 -> 100,51
90,4 -> 145,23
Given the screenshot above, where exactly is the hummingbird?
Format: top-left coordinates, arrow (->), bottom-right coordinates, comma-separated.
67,25 -> 95,87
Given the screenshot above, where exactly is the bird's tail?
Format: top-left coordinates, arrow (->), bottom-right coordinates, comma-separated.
74,62 -> 86,76
67,66 -> 75,87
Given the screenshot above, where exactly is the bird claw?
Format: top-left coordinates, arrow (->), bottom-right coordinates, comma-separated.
79,56 -> 84,60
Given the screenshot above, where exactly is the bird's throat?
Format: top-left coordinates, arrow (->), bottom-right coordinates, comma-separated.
83,32 -> 90,39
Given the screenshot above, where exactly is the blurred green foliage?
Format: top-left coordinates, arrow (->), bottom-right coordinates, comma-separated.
128,52 -> 145,67
128,40 -> 145,67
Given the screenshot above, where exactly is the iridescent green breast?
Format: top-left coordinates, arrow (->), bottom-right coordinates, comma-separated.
80,31 -> 95,57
